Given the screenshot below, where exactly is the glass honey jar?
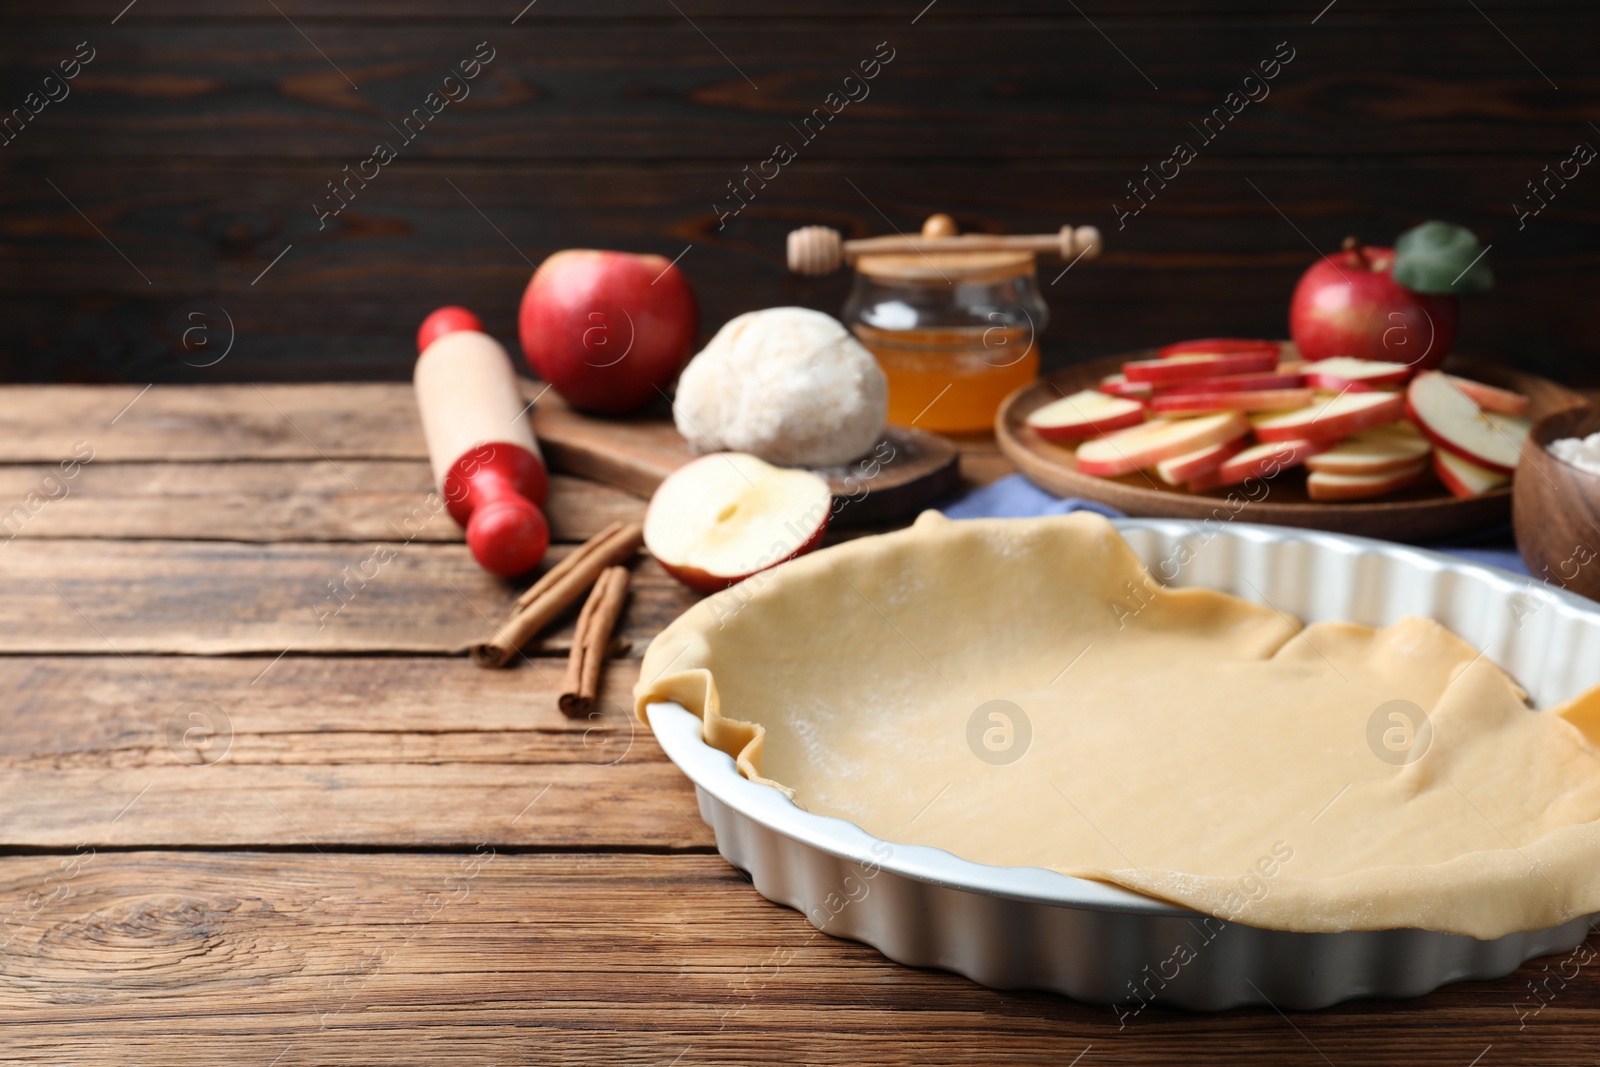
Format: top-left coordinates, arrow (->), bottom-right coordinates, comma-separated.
842,248 -> 1049,434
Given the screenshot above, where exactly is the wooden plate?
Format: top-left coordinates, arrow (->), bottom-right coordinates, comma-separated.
530,388 -> 960,526
996,348 -> 1587,543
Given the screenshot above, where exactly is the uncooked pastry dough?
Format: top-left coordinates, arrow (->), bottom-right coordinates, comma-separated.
673,307 -> 888,468
635,511 -> 1600,938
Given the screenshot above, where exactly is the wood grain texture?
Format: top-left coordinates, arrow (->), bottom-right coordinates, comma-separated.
0,462 -> 643,543
0,538 -> 698,655
0,850 -> 1593,1065
956,435 -> 1017,488
3,0 -> 1599,1047
4,159 -> 1599,387
3,20 -> 1595,161
4,2 -> 1600,389
0,382 -> 1004,514
0,383 -> 424,461
0,388 -> 1593,1056
0,656 -> 705,848
7,0 -> 1588,18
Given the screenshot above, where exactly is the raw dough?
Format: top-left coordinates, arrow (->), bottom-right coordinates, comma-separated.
673,307 -> 887,468
635,511 -> 1600,938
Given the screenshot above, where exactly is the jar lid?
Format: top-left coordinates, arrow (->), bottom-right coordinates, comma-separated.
855,249 -> 1036,285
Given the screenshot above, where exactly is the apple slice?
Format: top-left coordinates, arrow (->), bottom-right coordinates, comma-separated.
1075,412 -> 1250,478
1303,357 -> 1412,392
1306,460 -> 1427,502
1123,350 -> 1280,384
1304,422 -> 1431,476
1252,391 -> 1405,443
1192,437 -> 1334,491
1406,371 -> 1533,475
1156,370 -> 1308,396
1433,449 -> 1511,499
1098,373 -> 1153,400
1150,388 -> 1314,416
644,452 -> 831,593
1027,389 -> 1147,441
1158,338 -> 1280,359
1443,374 -> 1531,417
1155,437 -> 1248,486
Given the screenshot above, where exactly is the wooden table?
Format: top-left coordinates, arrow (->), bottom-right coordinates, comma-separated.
1,382 -> 1594,1066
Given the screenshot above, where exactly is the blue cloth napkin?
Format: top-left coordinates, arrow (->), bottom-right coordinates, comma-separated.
941,474 -> 1530,577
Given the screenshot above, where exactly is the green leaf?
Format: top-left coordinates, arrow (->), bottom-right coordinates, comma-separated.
1392,220 -> 1494,295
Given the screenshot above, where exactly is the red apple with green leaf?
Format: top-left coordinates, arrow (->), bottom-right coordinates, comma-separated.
1289,222 -> 1492,372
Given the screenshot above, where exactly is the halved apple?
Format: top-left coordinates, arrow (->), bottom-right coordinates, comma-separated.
1123,350 -> 1280,384
1156,370 -> 1307,396
1075,412 -> 1250,478
1252,391 -> 1405,443
644,452 -> 831,593
1155,437 -> 1248,485
1306,460 -> 1427,501
1193,437 -> 1334,490
1158,338 -> 1280,359
1406,371 -> 1532,475
1098,373 -> 1153,400
1433,448 -> 1511,499
1443,374 -> 1531,417
1303,357 -> 1412,392
1027,389 -> 1147,441
1304,422 -> 1432,476
1150,387 -> 1314,416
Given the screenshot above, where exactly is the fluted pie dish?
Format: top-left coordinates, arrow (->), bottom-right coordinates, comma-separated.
635,513 -> 1600,1008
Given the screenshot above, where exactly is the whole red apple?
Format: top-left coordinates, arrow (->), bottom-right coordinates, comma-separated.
1289,238 -> 1457,372
519,249 -> 699,415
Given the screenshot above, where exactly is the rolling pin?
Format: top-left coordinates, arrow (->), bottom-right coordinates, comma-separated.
787,213 -> 1102,276
414,306 -> 550,577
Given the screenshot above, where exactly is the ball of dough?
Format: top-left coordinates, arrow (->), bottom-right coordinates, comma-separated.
673,307 -> 888,468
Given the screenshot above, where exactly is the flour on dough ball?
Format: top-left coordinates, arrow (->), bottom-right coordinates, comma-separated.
673,307 -> 888,468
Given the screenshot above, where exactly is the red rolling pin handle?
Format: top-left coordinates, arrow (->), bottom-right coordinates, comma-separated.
415,306 -> 550,578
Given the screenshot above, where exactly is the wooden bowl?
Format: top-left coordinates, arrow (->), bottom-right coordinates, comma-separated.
1513,404 -> 1600,600
996,347 -> 1587,543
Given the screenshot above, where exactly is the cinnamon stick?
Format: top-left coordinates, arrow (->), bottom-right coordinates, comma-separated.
469,521 -> 643,668
558,565 -> 630,717
513,520 -> 623,610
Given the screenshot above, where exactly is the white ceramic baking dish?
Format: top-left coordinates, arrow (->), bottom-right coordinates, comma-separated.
643,518 -> 1600,1010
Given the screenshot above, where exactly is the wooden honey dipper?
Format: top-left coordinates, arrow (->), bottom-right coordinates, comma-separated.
787,213 -> 1102,276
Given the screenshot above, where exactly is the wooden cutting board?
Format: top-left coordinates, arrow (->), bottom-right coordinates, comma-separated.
527,387 -> 961,525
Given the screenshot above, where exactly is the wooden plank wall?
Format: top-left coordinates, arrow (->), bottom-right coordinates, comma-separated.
0,1 -> 1596,385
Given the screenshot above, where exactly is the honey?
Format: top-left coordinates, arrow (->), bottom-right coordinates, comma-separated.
852,324 -> 1038,433
843,249 -> 1050,434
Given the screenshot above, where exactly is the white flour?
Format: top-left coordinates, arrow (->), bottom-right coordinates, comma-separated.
1548,431 -> 1600,475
